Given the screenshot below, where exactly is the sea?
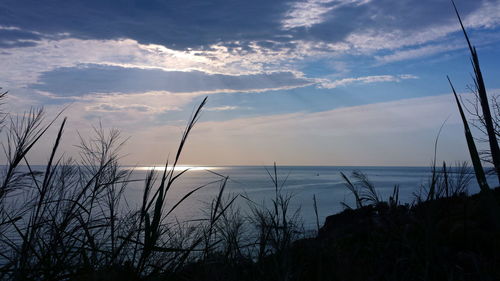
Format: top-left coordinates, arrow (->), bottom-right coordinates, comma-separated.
118,165 -> 497,230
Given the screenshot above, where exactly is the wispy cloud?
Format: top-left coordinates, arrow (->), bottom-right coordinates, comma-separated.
144,93 -> 471,165
282,0 -> 337,29
319,74 -> 418,88
343,0 -> 500,53
282,0 -> 372,29
205,106 -> 245,111
197,93 -> 461,136
85,103 -> 162,113
375,44 -> 460,64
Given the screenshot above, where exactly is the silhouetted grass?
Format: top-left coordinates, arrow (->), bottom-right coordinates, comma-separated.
451,1 -> 500,184
1,93 -> 499,281
0,96 -> 235,280
447,1 -> 500,232
1,3 -> 500,281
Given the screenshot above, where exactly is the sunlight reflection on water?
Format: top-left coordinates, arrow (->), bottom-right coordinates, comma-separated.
127,166 -> 220,172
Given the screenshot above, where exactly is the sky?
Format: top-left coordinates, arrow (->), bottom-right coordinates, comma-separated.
1,0 -> 500,166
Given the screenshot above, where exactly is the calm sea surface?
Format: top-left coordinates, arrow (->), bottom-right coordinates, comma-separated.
118,166 -> 496,229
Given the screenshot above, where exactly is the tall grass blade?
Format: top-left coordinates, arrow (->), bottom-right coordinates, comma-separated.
448,76 -> 500,230
340,172 -> 362,208
448,77 -> 489,191
313,194 -> 320,232
452,0 -> 500,184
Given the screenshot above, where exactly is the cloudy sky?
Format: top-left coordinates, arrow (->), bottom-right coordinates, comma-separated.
1,0 -> 500,166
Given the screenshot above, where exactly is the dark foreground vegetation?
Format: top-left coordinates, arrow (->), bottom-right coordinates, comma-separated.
169,186 -> 500,281
1,3 -> 500,281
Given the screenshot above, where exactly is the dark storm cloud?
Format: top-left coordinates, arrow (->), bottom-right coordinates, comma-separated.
0,0 -> 491,50
0,0 -> 289,49
31,64 -> 313,96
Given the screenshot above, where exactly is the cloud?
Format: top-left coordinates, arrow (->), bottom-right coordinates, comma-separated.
1,0 -> 498,56
282,0 -> 372,29
320,74 -> 418,88
465,0 -> 500,28
125,93 -> 473,165
3,0 -> 499,167
1,0 -> 499,94
85,103 -> 157,113
30,64 -> 313,97
0,27 -> 42,48
28,90 -> 197,134
205,106 -> 244,111
196,93 -> 461,136
0,0 -> 291,50
375,44 -> 461,64
0,37 -> 320,91
282,0 -> 337,30
341,0 -> 500,54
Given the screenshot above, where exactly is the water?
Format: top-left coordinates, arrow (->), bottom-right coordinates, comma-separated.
120,165 -> 494,229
